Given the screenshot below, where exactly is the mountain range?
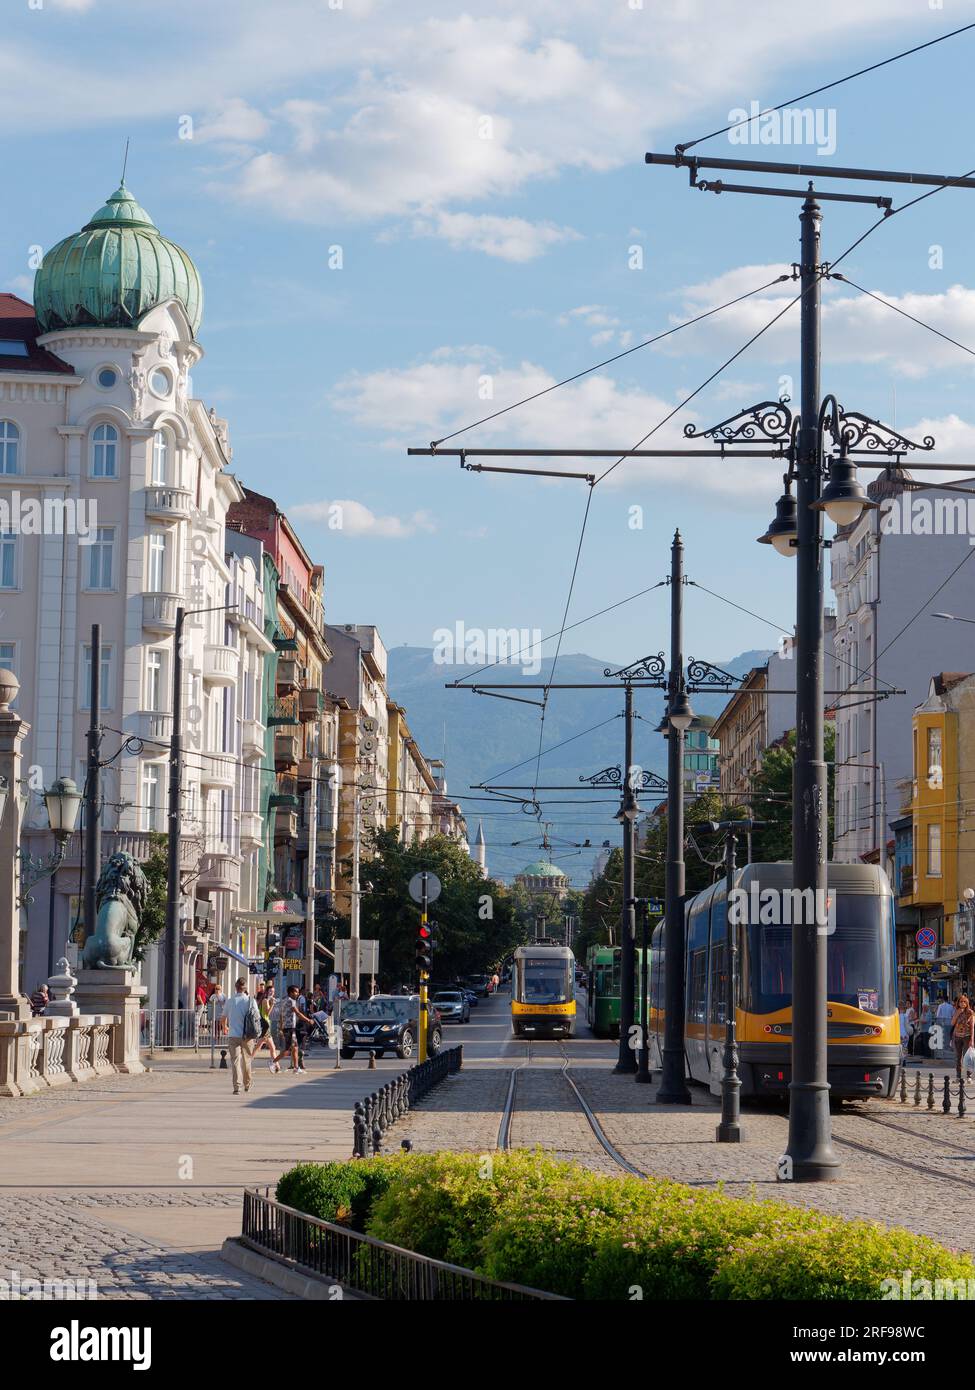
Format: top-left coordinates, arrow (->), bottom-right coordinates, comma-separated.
386,647 -> 774,887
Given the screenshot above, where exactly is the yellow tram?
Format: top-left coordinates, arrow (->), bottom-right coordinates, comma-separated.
511,944 -> 576,1038
647,862 -> 899,1099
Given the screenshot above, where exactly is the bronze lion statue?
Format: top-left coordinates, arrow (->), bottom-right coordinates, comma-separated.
82,851 -> 152,970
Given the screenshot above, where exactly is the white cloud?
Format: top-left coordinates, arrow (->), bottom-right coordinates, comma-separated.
413,212 -> 580,262
195,98 -> 270,146
289,498 -> 436,538
4,275 -> 34,298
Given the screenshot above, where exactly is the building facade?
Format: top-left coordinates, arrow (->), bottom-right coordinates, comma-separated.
386,702 -> 436,846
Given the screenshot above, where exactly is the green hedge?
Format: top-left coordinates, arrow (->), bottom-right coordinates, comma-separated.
273,1151 -> 975,1299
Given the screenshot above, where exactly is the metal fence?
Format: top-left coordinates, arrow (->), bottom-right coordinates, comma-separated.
897,1067 -> 972,1116
352,1045 -> 462,1158
143,1008 -> 208,1052
241,1187 -> 564,1300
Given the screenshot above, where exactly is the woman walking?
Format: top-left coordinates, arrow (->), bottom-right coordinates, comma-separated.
951,994 -> 975,1081
254,985 -> 282,1073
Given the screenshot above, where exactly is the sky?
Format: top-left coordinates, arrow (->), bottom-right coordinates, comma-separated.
4,0 -> 975,862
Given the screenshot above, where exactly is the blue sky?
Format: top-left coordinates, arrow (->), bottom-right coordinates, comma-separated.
4,0 -> 975,681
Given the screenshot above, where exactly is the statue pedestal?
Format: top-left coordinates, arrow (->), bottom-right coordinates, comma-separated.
74,969 -> 146,1074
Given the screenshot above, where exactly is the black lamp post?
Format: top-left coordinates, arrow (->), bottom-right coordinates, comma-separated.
613,684 -> 639,1074
631,896 -> 653,1083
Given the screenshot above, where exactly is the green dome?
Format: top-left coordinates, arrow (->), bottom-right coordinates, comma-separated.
34,183 -> 202,337
521,861 -> 566,879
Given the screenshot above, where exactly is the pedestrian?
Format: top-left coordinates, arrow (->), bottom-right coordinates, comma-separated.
935,994 -> 955,1056
29,983 -> 48,1016
280,985 -> 313,1074
491,971 -> 500,993
952,994 -> 975,1081
253,986 -> 282,1073
898,1000 -> 910,1064
223,978 -> 261,1095
905,998 -> 917,1056
916,1000 -> 933,1059
211,984 -> 227,1038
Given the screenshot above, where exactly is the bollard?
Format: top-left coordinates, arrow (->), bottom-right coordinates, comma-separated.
219,1049 -> 228,1070
944,1077 -> 952,1114
928,1072 -> 936,1111
352,1101 -> 366,1159
368,1050 -> 377,1070
899,1067 -> 908,1104
960,1077 -> 967,1119
914,1072 -> 922,1107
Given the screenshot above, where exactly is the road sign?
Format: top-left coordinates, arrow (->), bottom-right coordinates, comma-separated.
646,898 -> 664,915
916,926 -> 937,950
333,939 -> 379,974
918,947 -> 936,962
409,872 -> 442,904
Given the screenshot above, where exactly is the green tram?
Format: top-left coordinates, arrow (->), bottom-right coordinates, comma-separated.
585,945 -> 650,1039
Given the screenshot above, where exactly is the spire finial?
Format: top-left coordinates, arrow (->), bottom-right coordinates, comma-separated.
121,137 -> 130,186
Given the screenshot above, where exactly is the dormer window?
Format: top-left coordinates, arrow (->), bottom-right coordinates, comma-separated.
90,422 -> 118,478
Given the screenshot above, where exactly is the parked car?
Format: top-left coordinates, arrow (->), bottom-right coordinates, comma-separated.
460,987 -> 478,1008
339,995 -> 442,1060
432,990 -> 470,1024
466,975 -> 490,998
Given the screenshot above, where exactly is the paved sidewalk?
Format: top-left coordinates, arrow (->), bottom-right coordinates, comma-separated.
0,1048 -> 416,1299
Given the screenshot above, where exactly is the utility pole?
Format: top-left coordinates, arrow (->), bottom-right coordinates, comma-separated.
712,818 -> 763,1143
787,190 -> 839,1180
613,684 -> 637,1074
166,607 -> 185,1015
658,531 -> 692,1103
83,623 -> 101,952
349,787 -> 361,999
304,752 -> 319,993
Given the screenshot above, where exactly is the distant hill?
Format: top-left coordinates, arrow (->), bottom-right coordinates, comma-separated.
386,646 -> 773,887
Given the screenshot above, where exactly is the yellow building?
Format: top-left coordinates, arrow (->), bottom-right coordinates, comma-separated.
898,673 -> 975,992
386,702 -> 437,845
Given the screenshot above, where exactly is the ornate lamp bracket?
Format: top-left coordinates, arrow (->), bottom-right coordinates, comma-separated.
19,840 -> 69,910
683,399 -> 794,450
686,658 -> 745,691
603,652 -> 667,683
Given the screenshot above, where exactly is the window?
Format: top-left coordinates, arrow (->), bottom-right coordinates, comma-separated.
0,420 -> 19,474
927,726 -> 943,786
96,367 -> 118,389
147,531 -> 166,592
0,533 -> 15,589
928,822 -> 942,877
82,643 -> 113,710
145,650 -> 164,711
150,368 -> 171,396
689,948 -> 708,1024
86,527 -> 115,590
142,763 -> 164,833
91,423 -> 118,478
0,642 -> 14,669
151,429 -> 170,485
0,340 -> 28,358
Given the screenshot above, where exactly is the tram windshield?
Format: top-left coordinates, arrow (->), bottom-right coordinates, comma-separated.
748,894 -> 894,1016
594,957 -> 620,997
518,957 -> 572,1005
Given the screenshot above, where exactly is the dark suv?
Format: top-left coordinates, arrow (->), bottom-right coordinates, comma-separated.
339,995 -> 442,1061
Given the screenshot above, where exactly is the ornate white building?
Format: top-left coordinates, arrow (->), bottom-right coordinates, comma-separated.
0,182 -> 258,1004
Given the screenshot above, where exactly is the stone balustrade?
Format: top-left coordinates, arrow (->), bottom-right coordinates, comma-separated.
0,1013 -> 121,1097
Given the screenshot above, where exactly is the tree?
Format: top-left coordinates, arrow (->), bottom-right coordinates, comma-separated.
347,829 -> 525,989
133,832 -> 169,962
747,724 -> 836,862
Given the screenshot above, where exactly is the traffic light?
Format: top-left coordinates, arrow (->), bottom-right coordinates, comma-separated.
264,948 -> 279,984
416,923 -> 432,975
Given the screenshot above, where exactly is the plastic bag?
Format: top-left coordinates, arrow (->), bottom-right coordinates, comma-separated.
963,1045 -> 975,1074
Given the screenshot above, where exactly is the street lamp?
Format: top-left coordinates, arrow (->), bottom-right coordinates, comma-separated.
19,776 -> 82,908
756,475 -> 798,557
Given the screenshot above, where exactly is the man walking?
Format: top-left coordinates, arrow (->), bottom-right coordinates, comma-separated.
935,994 -> 955,1058
223,978 -> 261,1095
280,985 -> 313,1074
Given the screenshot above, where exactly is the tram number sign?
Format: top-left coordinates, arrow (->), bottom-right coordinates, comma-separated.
916,927 -> 937,951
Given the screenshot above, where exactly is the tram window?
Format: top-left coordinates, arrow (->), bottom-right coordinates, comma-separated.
709,943 -> 727,1025
689,949 -> 708,1023
751,897 -> 893,1015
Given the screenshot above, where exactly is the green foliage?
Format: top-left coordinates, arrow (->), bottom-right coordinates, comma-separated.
275,1159 -> 398,1230
711,1221 -> 975,1301
132,832 -> 168,962
275,1150 -> 975,1301
346,828 -> 525,988
748,725 -> 835,862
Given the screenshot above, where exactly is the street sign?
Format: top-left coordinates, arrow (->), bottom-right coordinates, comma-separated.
916,926 -> 937,950
647,898 -> 664,915
918,947 -> 936,962
333,939 -> 379,974
409,871 -> 442,904
900,962 -> 930,978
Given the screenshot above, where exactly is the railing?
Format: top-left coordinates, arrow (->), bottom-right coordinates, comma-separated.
352,1046 -> 463,1158
898,1067 -> 973,1116
0,1015 -> 118,1095
145,1008 -> 203,1052
240,1188 -> 564,1300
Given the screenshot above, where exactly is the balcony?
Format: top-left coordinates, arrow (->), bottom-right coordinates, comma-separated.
200,752 -> 237,791
898,868 -> 915,900
297,757 -> 315,786
203,643 -> 240,687
196,852 -> 241,894
267,697 -> 299,728
134,711 -> 173,746
145,486 -> 193,523
142,591 -> 181,634
274,633 -> 298,653
242,718 -> 266,760
299,687 -> 325,721
238,811 -> 263,847
276,659 -> 300,693
275,732 -> 300,768
274,807 -> 299,844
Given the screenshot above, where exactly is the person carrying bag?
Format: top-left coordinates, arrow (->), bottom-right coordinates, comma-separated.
951,994 -> 975,1082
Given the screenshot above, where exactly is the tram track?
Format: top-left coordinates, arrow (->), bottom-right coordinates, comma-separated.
497,1038 -> 649,1179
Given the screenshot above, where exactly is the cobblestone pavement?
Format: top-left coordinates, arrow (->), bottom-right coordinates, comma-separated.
394,1061 -> 975,1255
0,1194 -> 282,1300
